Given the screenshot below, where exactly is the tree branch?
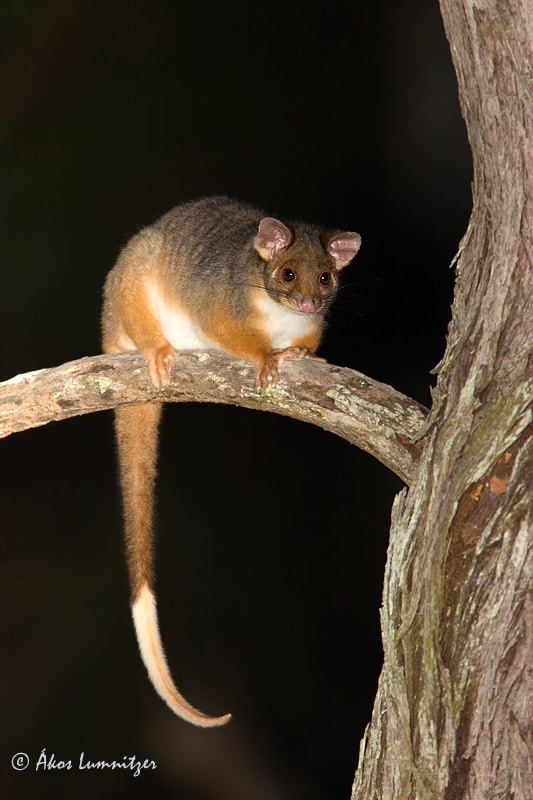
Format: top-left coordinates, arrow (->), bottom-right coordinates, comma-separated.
0,351 -> 427,485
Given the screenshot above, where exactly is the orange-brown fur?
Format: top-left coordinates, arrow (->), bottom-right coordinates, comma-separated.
102,196 -> 361,726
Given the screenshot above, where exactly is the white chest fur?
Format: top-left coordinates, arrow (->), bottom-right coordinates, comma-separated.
130,283 -> 314,354
253,292 -> 315,349
147,283 -> 214,350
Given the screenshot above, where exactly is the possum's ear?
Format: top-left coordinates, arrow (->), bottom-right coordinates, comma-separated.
327,232 -> 362,268
254,217 -> 293,261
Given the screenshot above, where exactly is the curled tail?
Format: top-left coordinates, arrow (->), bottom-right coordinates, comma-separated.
114,403 -> 231,727
132,583 -> 231,727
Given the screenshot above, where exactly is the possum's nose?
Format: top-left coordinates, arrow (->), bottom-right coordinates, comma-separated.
298,298 -> 315,314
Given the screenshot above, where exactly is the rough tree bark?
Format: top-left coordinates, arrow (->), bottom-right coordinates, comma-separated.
0,353 -> 427,485
352,1 -> 532,798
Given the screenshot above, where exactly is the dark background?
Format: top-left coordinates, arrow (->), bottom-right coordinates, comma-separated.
1,2 -> 471,799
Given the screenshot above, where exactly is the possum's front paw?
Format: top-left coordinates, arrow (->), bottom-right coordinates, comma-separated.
147,344 -> 175,388
256,347 -> 323,389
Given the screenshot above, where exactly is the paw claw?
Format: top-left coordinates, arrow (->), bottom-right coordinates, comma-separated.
148,345 -> 175,389
256,347 -> 319,388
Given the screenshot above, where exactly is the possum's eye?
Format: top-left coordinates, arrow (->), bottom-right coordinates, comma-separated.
320,271 -> 331,286
281,267 -> 296,282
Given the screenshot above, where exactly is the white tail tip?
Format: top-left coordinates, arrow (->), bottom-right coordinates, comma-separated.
131,584 -> 231,727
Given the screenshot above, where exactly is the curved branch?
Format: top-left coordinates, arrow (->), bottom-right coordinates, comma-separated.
0,351 -> 428,485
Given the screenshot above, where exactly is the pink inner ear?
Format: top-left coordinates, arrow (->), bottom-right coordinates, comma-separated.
328,233 -> 362,266
255,217 -> 293,259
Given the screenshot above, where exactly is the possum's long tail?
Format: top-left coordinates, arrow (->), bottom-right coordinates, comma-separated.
131,582 -> 231,726
114,403 -> 231,727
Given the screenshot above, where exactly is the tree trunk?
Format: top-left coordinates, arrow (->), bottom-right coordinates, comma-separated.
351,1 -> 533,798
